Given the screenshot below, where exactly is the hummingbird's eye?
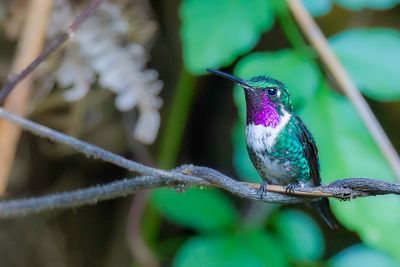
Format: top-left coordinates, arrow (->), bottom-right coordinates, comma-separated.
267,88 -> 278,96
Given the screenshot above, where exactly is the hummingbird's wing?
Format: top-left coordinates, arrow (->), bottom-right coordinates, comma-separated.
294,116 -> 337,228
293,115 -> 321,186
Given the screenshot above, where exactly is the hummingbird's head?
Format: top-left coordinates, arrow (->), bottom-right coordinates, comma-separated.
207,69 -> 293,127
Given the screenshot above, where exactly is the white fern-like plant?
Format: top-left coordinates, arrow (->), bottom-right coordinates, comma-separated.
49,0 -> 163,144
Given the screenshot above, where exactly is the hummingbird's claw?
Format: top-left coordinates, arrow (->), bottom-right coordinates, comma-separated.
257,181 -> 269,199
285,184 -> 297,194
285,181 -> 308,194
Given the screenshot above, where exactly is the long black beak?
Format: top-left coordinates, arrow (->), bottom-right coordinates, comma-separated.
207,69 -> 251,90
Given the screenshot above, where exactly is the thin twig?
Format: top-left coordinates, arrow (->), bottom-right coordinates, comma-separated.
287,0 -> 400,179
0,176 -> 167,218
0,165 -> 399,219
0,107 -> 165,177
0,0 -> 104,103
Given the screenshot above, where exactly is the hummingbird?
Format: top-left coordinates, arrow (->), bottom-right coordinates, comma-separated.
207,69 -> 337,229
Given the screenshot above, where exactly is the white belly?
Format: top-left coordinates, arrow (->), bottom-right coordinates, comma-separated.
245,113 -> 296,185
253,152 -> 295,185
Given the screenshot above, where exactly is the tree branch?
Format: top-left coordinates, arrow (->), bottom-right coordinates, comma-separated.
0,164 -> 399,219
287,0 -> 400,179
0,0 -> 104,104
0,106 -> 399,218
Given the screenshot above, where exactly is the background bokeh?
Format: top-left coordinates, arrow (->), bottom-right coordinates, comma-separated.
0,0 -> 400,266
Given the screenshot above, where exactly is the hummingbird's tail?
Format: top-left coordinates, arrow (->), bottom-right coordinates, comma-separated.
311,198 -> 337,229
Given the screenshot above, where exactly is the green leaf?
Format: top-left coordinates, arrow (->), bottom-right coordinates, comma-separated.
335,0 -> 400,10
330,245 -> 398,267
173,235 -> 261,267
273,210 -> 324,261
152,188 -> 238,232
330,28 -> 400,101
173,230 -> 289,267
237,229 -> 289,267
302,0 -> 332,16
300,86 -> 400,261
235,49 -> 321,108
180,0 -> 274,74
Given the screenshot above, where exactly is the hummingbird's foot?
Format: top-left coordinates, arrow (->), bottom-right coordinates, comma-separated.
285,181 -> 308,194
257,181 -> 269,199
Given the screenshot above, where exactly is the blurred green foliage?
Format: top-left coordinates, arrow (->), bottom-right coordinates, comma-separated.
334,0 -> 400,10
152,0 -> 400,266
301,0 -> 332,16
303,0 -> 400,13
273,210 -> 324,261
180,0 -> 274,74
174,229 -> 289,267
152,188 -> 238,232
331,29 -> 400,100
330,245 -> 399,267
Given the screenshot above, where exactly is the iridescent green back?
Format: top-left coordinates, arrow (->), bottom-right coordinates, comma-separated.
270,116 -> 319,183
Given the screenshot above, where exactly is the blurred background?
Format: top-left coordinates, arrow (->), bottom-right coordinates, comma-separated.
0,0 -> 399,266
